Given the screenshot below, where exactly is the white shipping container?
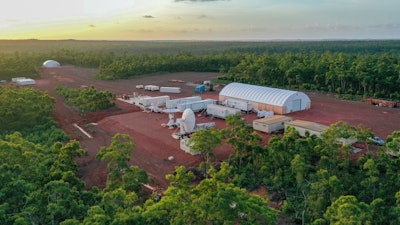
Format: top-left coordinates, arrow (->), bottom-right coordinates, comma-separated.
206,104 -> 241,119
16,78 -> 36,85
166,96 -> 202,108
139,95 -> 170,107
144,85 -> 160,91
257,110 -> 274,118
195,122 -> 216,131
180,138 -> 200,155
224,99 -> 252,112
177,99 -> 216,112
133,95 -> 149,105
12,77 -> 26,82
160,87 -> 181,93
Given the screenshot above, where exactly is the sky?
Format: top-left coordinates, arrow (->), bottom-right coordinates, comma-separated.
0,0 -> 399,40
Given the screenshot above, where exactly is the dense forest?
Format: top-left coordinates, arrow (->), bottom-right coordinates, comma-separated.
1,40 -> 400,100
1,40 -> 400,224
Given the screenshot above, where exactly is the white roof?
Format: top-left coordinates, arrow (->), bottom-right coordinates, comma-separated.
220,82 -> 309,106
43,60 -> 60,68
16,78 -> 35,85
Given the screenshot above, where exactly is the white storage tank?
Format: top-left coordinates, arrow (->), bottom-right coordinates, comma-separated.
206,104 -> 241,119
253,115 -> 293,134
166,96 -> 202,109
177,99 -> 216,112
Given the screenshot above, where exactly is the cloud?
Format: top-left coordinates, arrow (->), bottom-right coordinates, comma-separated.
143,15 -> 155,19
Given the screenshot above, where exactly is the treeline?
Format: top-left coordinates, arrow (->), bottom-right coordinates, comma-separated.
95,52 -> 238,80
1,41 -> 400,99
219,52 -> 400,100
2,40 -> 400,55
96,51 -> 400,100
189,116 -> 400,224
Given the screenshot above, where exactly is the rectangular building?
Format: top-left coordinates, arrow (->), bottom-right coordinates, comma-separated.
253,115 -> 293,134
285,120 -> 329,138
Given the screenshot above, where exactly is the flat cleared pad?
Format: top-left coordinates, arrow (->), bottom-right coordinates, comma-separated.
35,65 -> 400,188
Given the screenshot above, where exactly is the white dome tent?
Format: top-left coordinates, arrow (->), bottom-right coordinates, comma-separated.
219,82 -> 311,114
42,60 -> 60,68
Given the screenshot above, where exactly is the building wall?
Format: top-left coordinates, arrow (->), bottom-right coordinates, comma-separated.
219,96 -> 286,114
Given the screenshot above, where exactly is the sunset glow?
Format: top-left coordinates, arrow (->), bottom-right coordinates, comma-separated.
1,0 -> 399,40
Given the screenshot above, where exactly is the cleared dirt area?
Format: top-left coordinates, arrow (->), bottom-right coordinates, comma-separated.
34,66 -> 400,189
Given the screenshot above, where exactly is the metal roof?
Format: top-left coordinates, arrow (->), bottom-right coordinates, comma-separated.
285,120 -> 329,132
253,115 -> 293,125
219,82 -> 307,106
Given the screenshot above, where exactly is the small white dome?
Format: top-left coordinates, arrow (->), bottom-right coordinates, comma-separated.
43,60 -> 60,68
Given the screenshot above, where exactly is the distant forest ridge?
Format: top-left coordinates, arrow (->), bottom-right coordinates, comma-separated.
1,39 -> 400,100
1,39 -> 400,55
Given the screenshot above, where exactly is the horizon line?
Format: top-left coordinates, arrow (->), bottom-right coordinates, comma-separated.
1,38 -> 400,42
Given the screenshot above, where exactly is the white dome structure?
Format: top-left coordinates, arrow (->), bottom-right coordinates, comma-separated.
42,60 -> 60,68
219,82 -> 311,114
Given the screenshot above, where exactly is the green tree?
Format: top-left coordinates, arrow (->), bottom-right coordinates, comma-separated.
188,128 -> 222,177
142,163 -> 277,225
384,131 -> 400,157
322,195 -> 371,225
96,133 -> 135,189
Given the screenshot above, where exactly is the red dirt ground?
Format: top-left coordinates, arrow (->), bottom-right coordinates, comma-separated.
34,66 -> 400,189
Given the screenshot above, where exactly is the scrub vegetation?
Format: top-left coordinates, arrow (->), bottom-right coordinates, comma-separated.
1,40 -> 400,224
55,85 -> 116,115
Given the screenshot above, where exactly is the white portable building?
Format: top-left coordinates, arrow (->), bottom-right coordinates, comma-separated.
160,87 -> 181,93
285,120 -> 329,138
219,82 -> 311,114
138,95 -> 170,107
253,115 -> 293,134
223,98 -> 252,112
16,78 -> 36,86
12,77 -> 26,82
177,99 -> 216,112
206,104 -> 241,119
42,60 -> 60,68
166,96 -> 202,109
144,85 -> 160,91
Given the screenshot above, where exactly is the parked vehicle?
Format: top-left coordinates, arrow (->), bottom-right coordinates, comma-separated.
368,136 -> 385,146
